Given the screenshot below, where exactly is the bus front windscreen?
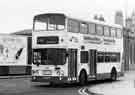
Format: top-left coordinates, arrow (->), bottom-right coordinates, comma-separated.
33,48 -> 66,65
33,14 -> 65,31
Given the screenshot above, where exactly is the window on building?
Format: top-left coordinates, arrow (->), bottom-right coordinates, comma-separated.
80,51 -> 88,63
80,23 -> 88,34
68,19 -> 79,33
88,23 -> 96,34
104,26 -> 110,37
96,25 -> 103,35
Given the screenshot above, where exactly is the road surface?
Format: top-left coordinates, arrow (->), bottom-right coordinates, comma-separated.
0,78 -> 83,95
89,71 -> 135,95
0,73 -> 129,95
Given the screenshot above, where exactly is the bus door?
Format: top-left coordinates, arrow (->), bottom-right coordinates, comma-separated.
68,49 -> 77,80
89,49 -> 97,77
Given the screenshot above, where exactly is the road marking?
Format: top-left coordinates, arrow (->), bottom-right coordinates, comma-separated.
78,87 -> 89,95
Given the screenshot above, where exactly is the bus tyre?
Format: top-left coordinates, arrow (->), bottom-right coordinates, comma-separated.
111,69 -> 117,81
79,71 -> 87,86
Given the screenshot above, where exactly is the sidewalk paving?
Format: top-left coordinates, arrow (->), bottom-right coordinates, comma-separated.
89,71 -> 135,95
0,75 -> 31,79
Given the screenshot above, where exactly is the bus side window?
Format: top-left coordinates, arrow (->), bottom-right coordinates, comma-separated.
80,51 -> 88,63
97,52 -> 104,63
105,53 -> 110,62
68,19 -> 79,33
110,53 -> 120,62
96,24 -> 103,36
115,53 -> 120,62
80,22 -> 88,34
116,29 -> 122,38
88,23 -> 96,34
104,26 -> 110,37
110,28 -> 116,37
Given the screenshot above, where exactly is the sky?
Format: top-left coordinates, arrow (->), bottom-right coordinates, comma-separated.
0,0 -> 135,33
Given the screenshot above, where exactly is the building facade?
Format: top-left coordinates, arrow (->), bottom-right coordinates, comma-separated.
124,13 -> 135,70
115,11 -> 124,26
115,11 -> 135,71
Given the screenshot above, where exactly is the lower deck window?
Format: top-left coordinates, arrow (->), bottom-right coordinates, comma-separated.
97,52 -> 120,63
97,52 -> 104,62
80,51 -> 88,63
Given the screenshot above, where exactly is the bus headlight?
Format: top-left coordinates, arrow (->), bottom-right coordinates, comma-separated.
60,70 -> 64,76
56,70 -> 64,76
56,70 -> 60,75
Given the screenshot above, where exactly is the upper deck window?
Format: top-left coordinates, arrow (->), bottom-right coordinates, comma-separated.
33,14 -> 65,31
104,26 -> 110,37
68,19 -> 79,33
96,25 -> 103,36
88,23 -> 96,34
111,28 -> 116,37
116,29 -> 122,38
80,23 -> 88,34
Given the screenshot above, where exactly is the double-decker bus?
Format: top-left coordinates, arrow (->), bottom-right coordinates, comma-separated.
31,13 -> 123,85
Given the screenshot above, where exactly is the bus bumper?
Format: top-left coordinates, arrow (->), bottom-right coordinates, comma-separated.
31,76 -> 70,83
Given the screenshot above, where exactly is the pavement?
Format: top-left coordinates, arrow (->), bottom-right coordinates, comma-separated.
89,71 -> 135,95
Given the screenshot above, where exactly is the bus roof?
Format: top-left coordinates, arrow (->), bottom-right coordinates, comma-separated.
34,13 -> 122,29
34,13 -> 66,20
67,16 -> 122,29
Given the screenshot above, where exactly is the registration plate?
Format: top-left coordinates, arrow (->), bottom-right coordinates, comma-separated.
42,70 -> 52,75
